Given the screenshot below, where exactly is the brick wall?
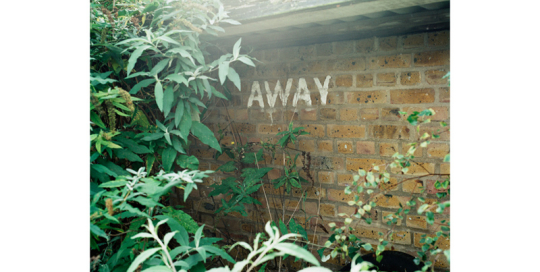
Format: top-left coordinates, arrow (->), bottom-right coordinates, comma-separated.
174,30 -> 450,270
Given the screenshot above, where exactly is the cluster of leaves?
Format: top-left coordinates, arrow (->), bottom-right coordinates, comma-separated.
321,109 -> 450,272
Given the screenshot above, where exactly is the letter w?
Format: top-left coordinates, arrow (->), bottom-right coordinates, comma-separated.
264,79 -> 293,108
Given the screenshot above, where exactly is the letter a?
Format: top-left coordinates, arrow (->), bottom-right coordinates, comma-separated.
247,81 -> 265,108
292,78 -> 312,107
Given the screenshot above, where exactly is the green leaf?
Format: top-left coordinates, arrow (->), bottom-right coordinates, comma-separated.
165,74 -> 188,86
91,164 -> 117,177
99,179 -> 128,188
126,247 -> 161,272
278,220 -> 288,235
227,67 -> 241,91
90,223 -> 109,241
141,266 -> 172,272
217,161 -> 236,172
190,121 -> 221,152
161,208 -> 199,234
162,146 -> 177,172
155,81 -> 164,112
274,243 -> 320,266
174,100 -> 184,128
90,112 -> 106,128
218,61 -> 229,84
172,136 -> 186,154
176,155 -> 199,170
179,101 -> 191,140
443,153 -> 450,162
232,38 -> 241,59
201,245 -> 236,264
127,45 -> 151,76
163,84 -> 175,117
194,224 -> 205,248
115,149 -> 143,162
238,56 -> 255,67
149,59 -> 170,77
129,79 -> 156,94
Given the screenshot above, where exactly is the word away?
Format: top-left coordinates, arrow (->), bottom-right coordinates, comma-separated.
247,76 -> 331,108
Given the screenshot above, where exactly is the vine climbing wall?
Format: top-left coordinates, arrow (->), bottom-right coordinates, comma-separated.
173,30 -> 450,271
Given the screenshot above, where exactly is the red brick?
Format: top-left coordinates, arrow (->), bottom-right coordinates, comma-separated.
328,124 -> 366,138
339,108 -> 358,121
413,50 -> 450,67
337,141 -> 354,154
356,74 -> 373,88
370,125 -> 410,140
360,108 -> 379,120
357,141 -> 376,154
346,91 -> 386,104
390,89 -> 435,104
426,179 -> 450,195
376,73 -> 396,86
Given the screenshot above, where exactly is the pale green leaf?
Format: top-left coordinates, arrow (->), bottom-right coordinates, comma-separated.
126,248 -> 161,272
190,121 -> 221,152
127,45 -> 152,76
227,67 -> 241,91
155,81 -> 164,112
218,62 -> 229,84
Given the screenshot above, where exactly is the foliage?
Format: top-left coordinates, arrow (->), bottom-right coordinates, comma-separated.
320,109 -> 450,272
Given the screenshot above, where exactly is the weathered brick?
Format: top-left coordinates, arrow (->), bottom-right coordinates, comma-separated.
299,139 -> 316,152
406,216 -> 427,229
390,89 -> 435,104
279,46 -> 298,60
292,186 -> 327,199
318,140 -> 333,152
340,108 -> 358,121
284,109 -> 299,121
402,179 -> 424,193
258,124 -> 287,134
376,73 -> 396,86
337,174 -> 353,185
380,177 -> 399,191
370,125 -> 410,140
232,123 -> 257,134
334,40 -> 355,54
337,205 -> 356,216
379,142 -> 398,156
440,87 -> 450,102
402,33 -> 425,48
301,124 -> 325,137
356,37 -> 375,53
428,30 -> 450,46
352,226 -> 386,240
440,163 -> 450,175
427,143 -> 450,158
414,50 -> 450,67
298,45 -> 315,60
425,69 -> 449,85
360,108 -> 379,120
328,124 -> 366,138
263,48 -> 279,62
346,158 -> 385,171
316,42 -> 333,56
379,36 -> 397,51
357,141 -> 376,155
400,71 -> 421,85
335,75 -> 353,87
380,107 -> 401,121
318,171 -> 334,184
257,63 -> 289,77
368,54 -> 412,69
401,142 -> 423,158
299,109 -> 317,120
337,141 -> 354,154
391,162 -> 435,175
346,91 -> 386,104
356,74 -> 373,88
289,61 -> 325,76
414,233 -> 450,250
235,109 -> 248,120
250,109 -> 282,121
373,194 -> 407,209
392,231 -> 412,245
328,188 -> 355,202
328,58 -> 366,71
320,203 -> 336,217
320,108 -> 337,120
312,156 -> 344,170
382,211 -> 402,226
